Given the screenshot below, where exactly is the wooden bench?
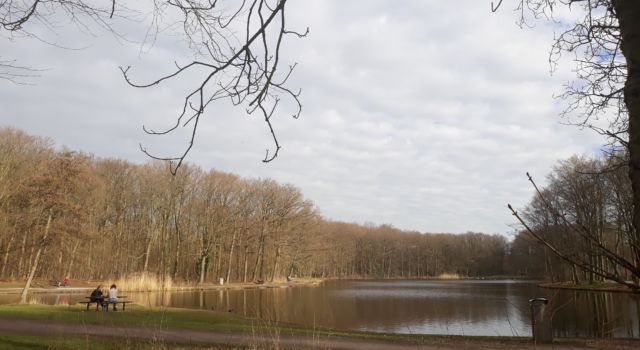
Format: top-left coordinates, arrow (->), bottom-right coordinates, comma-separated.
78,300 -> 105,311
78,300 -> 134,311
102,300 -> 134,311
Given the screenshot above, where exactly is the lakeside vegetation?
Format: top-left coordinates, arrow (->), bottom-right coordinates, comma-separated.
509,154 -> 640,291
2,127 -> 639,297
538,282 -> 637,293
0,128 -> 509,291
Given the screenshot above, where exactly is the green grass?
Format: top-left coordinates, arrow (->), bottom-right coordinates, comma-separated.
0,304 -> 254,333
0,304 -> 536,344
0,333 -> 127,350
0,304 -> 623,349
0,332 -> 236,350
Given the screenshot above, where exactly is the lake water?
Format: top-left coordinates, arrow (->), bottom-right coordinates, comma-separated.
2,280 -> 639,338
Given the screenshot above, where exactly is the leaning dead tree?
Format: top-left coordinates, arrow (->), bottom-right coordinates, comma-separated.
497,1 -> 640,286
1,1 -> 306,172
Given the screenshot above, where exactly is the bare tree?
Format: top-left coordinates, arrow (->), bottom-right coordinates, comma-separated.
11,152 -> 97,302
496,0 -> 640,285
509,168 -> 640,291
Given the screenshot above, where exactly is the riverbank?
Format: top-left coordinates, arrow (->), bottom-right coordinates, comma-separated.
0,304 -> 638,349
0,277 -> 538,295
539,281 -> 638,293
0,278 -> 324,295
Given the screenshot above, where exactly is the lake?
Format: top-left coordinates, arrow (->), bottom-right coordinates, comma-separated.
3,280 -> 639,338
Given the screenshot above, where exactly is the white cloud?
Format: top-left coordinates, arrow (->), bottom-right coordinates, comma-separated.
0,0 -> 604,235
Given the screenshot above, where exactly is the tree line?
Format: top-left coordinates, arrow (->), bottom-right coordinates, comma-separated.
507,153 -> 640,291
1,127 -> 510,285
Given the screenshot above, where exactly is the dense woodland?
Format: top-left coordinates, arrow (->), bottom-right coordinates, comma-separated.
0,128 -> 512,284
1,127 -> 636,286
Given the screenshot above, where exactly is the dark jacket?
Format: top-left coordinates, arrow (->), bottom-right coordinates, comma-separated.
90,288 -> 103,302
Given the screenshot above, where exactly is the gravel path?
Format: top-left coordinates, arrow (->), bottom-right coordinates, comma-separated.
0,318 -> 638,349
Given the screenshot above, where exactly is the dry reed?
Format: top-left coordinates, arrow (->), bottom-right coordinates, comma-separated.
436,273 -> 461,280
111,272 -> 174,292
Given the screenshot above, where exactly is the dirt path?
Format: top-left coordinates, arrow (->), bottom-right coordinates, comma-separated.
0,318 -> 638,349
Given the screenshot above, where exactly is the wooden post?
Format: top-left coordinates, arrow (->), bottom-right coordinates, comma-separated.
530,298 -> 553,344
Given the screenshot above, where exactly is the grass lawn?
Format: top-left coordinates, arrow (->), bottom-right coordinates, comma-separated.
1,304 -> 630,349
0,304 -> 273,349
0,332 -> 236,350
0,304 -> 537,343
0,304 -> 255,333
0,332 -> 125,350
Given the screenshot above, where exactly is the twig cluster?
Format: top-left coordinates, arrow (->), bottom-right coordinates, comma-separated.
120,0 -> 307,174
493,1 -> 627,154
1,1 -> 306,172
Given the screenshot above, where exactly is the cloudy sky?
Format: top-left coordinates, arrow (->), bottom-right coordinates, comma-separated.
0,1 -> 602,236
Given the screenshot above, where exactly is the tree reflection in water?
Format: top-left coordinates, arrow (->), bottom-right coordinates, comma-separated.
551,290 -> 640,338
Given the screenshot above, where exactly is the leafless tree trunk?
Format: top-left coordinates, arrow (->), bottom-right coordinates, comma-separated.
242,245 -> 249,283
252,225 -> 267,281
270,246 -> 281,282
199,255 -> 207,285
0,234 -> 14,278
142,228 -> 156,273
225,227 -> 238,284
171,215 -> 182,281
614,1 -> 640,282
64,240 -> 80,278
20,209 -> 52,304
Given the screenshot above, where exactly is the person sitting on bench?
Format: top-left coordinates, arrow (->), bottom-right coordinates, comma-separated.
108,284 -> 118,311
90,285 -> 104,304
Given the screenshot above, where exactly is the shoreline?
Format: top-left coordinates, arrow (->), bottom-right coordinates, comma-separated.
538,282 -> 638,294
0,279 -> 324,295
6,278 -> 638,296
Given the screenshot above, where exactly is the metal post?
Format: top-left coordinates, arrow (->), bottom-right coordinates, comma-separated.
529,298 -> 552,344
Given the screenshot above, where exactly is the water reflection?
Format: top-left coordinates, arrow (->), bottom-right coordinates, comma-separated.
1,280 -> 638,338
550,290 -> 640,338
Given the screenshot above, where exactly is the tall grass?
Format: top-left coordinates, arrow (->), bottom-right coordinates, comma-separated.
436,273 -> 461,280
111,273 -> 174,292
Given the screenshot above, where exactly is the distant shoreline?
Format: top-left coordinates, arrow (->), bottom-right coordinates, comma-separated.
0,279 -> 324,295
15,278 -> 637,297
539,282 -> 637,294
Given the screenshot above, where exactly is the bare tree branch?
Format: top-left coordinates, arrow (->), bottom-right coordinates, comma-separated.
122,0 -> 306,172
2,1 -> 306,172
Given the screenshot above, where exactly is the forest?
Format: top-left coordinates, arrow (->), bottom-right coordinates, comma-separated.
1,127 -> 635,287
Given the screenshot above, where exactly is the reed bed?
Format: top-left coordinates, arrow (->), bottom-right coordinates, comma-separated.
111,273 -> 174,292
436,273 -> 462,280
